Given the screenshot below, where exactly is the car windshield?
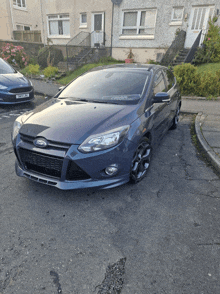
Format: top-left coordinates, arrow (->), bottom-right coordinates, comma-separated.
0,58 -> 16,74
59,69 -> 149,104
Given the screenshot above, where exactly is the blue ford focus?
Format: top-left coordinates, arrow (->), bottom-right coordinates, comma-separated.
0,58 -> 34,104
12,64 -> 181,190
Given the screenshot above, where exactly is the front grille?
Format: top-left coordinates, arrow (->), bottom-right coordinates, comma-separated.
9,86 -> 33,93
20,134 -> 71,151
66,160 -> 90,181
19,148 -> 63,178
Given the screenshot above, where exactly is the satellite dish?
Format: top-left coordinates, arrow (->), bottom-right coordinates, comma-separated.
111,0 -> 122,5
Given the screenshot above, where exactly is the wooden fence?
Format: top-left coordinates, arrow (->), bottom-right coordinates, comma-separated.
13,30 -> 42,43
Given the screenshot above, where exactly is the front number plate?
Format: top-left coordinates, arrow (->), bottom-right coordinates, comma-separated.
16,94 -> 29,99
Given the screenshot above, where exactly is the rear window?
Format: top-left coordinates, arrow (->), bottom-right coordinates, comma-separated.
59,69 -> 149,104
0,58 -> 16,74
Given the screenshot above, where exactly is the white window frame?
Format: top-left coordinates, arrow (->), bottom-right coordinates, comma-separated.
47,14 -> 70,38
169,7 -> 184,26
120,9 -> 157,40
80,13 -> 87,28
16,24 -> 31,31
13,0 -> 26,9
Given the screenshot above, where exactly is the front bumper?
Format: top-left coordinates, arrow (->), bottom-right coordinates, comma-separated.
14,134 -> 136,190
0,88 -> 34,104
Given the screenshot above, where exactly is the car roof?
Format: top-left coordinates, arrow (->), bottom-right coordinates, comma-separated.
87,63 -> 166,74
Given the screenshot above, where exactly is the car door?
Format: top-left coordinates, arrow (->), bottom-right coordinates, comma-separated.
149,70 -> 169,141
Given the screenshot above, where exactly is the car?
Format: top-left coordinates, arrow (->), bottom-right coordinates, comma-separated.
12,64 -> 181,190
0,57 -> 34,104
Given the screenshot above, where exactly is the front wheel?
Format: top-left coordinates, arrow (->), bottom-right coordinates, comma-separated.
130,137 -> 151,184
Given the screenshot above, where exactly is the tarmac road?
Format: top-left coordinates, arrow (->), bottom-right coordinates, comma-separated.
1,97 -> 220,293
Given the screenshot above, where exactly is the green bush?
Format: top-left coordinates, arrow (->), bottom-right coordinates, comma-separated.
43,66 -> 58,78
174,63 -> 220,97
25,64 -> 40,75
38,46 -> 64,69
173,63 -> 200,95
198,70 -> 220,97
194,18 -> 220,65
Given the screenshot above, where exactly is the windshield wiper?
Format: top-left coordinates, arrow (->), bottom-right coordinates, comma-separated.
90,100 -> 119,104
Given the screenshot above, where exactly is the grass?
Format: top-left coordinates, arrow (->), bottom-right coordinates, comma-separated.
197,62 -> 220,74
57,58 -> 124,85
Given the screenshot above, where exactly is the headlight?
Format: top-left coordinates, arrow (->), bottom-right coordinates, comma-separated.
78,125 -> 130,153
0,85 -> 8,90
12,121 -> 22,142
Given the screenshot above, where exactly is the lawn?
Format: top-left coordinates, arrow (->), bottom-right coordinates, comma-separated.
196,62 -> 220,74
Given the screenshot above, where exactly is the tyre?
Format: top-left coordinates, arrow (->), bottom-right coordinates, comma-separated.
130,137 -> 151,184
170,104 -> 180,130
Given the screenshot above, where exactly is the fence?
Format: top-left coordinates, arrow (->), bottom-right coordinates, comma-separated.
13,30 -> 42,43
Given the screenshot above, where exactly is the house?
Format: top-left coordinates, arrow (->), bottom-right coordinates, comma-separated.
0,0 -> 43,42
40,0 -> 113,47
111,0 -> 220,63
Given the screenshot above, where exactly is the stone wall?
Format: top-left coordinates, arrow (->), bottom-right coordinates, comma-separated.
160,30 -> 186,66
0,39 -> 44,58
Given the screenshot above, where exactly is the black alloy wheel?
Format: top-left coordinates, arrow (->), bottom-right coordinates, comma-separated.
170,104 -> 180,130
130,137 -> 151,183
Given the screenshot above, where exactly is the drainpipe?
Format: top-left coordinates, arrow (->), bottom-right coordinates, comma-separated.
8,0 -> 14,38
39,0 -> 46,45
110,3 -> 114,57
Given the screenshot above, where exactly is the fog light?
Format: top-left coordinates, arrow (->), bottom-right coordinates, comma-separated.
105,164 -> 118,176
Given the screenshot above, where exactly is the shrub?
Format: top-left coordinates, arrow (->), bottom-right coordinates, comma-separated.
38,46 -> 64,68
174,63 -> 220,97
25,64 -> 40,75
173,63 -> 200,95
43,66 -> 58,78
197,70 -> 220,97
194,18 -> 220,65
0,43 -> 28,68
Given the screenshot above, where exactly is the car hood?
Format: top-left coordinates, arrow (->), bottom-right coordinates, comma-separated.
0,72 -> 30,88
19,98 -> 139,144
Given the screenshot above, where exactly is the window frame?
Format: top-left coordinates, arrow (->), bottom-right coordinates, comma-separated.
120,9 -> 157,39
80,13 -> 87,28
47,14 -> 70,38
169,7 -> 184,26
16,24 -> 31,31
13,0 -> 26,9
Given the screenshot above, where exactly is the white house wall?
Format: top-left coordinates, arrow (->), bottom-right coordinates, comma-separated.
112,0 -> 220,62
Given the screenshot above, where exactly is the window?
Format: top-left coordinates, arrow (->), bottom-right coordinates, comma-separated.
16,25 -> 31,31
170,7 -> 184,25
163,70 -> 175,91
153,71 -> 166,95
80,13 -> 87,28
13,0 -> 26,8
48,14 -> 70,36
122,9 -> 157,36
171,7 -> 184,21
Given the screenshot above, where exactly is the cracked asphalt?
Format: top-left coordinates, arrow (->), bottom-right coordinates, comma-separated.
0,98 -> 220,293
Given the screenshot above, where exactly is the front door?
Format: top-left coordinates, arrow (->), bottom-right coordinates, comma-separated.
184,6 -> 215,48
91,13 -> 105,47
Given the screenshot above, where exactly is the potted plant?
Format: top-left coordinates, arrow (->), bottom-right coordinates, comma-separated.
125,49 -> 134,63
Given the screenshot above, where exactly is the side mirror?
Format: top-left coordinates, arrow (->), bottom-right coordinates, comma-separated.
153,92 -> 170,103
59,86 -> 65,91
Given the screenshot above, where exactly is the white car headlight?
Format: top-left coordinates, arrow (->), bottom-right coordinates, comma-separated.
0,85 -> 8,90
78,125 -> 130,153
12,121 -> 22,142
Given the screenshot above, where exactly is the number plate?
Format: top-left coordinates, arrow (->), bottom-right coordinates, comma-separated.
16,94 -> 29,99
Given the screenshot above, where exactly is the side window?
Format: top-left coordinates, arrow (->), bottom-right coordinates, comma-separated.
164,69 -> 175,91
153,71 -> 166,95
